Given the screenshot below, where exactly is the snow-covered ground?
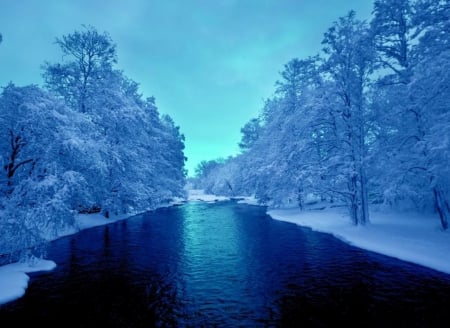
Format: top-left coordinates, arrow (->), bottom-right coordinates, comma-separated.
187,189 -> 231,202
268,204 -> 450,275
1,191 -> 450,306
187,189 -> 261,205
0,198 -> 186,306
0,209 -> 139,306
0,257 -> 56,306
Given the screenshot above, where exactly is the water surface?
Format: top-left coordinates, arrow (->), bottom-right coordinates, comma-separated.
1,201 -> 450,327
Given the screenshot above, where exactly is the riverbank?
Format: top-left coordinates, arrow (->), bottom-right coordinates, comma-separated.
268,204 -> 450,275
189,190 -> 450,276
0,197 -> 187,306
78,191 -> 450,277
2,190 -> 450,306
0,190 -> 231,305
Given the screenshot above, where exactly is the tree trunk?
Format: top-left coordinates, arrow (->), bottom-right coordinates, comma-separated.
358,100 -> 369,225
297,185 -> 304,210
433,186 -> 449,230
350,175 -> 359,225
359,166 -> 370,225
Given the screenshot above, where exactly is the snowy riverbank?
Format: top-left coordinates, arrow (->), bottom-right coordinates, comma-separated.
268,204 -> 450,275
0,190 -> 233,305
2,190 -> 450,306
0,197 -> 187,306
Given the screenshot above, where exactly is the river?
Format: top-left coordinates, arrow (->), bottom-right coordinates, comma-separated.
1,200 -> 450,327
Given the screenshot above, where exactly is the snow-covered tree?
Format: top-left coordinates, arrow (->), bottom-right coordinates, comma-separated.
371,0 -> 415,83
320,11 -> 375,225
372,51 -> 450,230
0,26 -> 187,262
238,118 -> 261,151
42,25 -> 117,113
369,0 -> 450,229
0,84 -> 93,260
413,0 -> 450,60
189,2 -> 450,230
42,27 -> 186,217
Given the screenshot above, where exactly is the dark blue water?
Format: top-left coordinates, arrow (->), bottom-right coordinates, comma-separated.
1,201 -> 450,327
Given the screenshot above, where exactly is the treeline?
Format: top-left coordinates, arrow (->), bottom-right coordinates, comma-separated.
0,26 -> 186,260
194,0 -> 450,230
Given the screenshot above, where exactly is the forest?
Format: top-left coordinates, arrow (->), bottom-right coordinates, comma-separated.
1,0 -> 449,265
0,26 -> 187,262
192,0 -> 450,230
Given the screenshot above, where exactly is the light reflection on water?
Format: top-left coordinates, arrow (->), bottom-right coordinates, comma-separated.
1,201 -> 450,327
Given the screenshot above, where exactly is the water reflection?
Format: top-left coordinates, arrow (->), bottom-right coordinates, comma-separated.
178,203 -> 243,324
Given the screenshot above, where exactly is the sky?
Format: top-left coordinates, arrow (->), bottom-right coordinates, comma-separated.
0,0 -> 374,176
1,192 -> 450,306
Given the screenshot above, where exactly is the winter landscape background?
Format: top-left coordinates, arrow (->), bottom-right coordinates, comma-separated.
1,0 -> 450,315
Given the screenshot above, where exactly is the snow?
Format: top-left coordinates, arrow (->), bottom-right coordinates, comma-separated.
0,257 -> 56,305
76,212 -> 137,230
187,189 -> 260,205
2,192 -> 450,307
268,204 -> 450,275
0,198 -> 185,307
187,189 -> 230,202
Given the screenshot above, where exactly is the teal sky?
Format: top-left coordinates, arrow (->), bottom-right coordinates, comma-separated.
0,0 -> 374,176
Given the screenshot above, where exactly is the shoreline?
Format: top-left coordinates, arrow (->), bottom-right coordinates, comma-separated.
0,197 -> 187,306
267,205 -> 450,276
185,190 -> 450,276
2,190 -> 450,306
